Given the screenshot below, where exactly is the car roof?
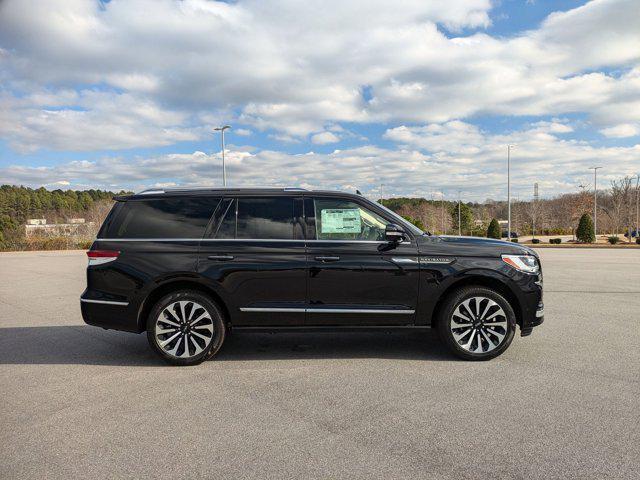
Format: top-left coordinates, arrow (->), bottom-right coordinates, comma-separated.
116,187 -> 363,201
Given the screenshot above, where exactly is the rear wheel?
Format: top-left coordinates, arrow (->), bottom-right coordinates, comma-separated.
436,286 -> 516,360
146,290 -> 226,366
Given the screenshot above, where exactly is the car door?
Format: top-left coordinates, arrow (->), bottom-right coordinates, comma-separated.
197,195 -> 307,326
304,196 -> 420,325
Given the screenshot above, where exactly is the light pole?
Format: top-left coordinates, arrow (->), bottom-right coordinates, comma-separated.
532,183 -> 539,241
636,174 -> 639,240
458,190 -> 462,236
590,167 -> 602,240
441,192 -> 445,234
214,125 -> 231,186
507,145 -> 515,240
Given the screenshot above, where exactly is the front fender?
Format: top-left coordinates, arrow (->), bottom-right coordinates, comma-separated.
416,260 -> 525,326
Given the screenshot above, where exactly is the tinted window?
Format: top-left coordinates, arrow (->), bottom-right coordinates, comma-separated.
214,197 -> 294,239
314,198 -> 388,241
215,199 -> 236,239
108,197 -> 219,238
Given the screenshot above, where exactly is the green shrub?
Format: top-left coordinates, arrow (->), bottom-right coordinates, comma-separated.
636,238 -> 640,245
510,238 -> 519,243
608,236 -> 620,245
486,218 -> 501,239
550,238 -> 562,244
576,213 -> 595,243
531,238 -> 541,244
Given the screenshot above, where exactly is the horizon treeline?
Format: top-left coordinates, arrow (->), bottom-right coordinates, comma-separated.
0,185 -> 128,225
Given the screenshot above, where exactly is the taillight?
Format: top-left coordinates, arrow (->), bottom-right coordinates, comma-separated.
87,250 -> 120,266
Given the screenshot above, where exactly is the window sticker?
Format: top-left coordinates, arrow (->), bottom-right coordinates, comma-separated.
320,208 -> 361,233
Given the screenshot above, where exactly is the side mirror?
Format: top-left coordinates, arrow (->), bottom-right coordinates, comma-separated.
385,223 -> 406,242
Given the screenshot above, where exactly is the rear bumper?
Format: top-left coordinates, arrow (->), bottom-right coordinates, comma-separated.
80,292 -> 141,333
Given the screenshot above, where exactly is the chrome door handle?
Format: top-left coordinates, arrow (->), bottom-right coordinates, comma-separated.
207,255 -> 234,261
314,256 -> 340,262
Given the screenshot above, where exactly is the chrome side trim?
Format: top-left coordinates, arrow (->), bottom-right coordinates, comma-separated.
240,307 -> 306,313
240,307 -> 414,314
391,257 -> 418,263
308,308 -> 415,314
95,238 -> 205,242
80,298 -> 129,306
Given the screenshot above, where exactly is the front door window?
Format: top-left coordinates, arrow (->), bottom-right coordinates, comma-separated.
313,198 -> 388,241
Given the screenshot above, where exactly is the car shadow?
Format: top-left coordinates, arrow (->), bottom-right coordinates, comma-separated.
217,330 -> 452,362
0,325 -> 452,366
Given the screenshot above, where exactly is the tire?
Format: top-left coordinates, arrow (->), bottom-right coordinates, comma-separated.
146,290 -> 226,366
436,286 -> 516,361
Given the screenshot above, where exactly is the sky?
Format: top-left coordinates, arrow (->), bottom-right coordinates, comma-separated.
0,0 -> 639,201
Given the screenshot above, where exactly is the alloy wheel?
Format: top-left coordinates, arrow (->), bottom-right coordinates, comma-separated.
450,296 -> 508,354
155,300 -> 214,358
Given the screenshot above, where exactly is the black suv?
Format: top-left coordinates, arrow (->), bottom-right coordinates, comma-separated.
81,188 -> 544,365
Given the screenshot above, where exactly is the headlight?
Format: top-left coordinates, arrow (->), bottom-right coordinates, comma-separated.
501,254 -> 539,274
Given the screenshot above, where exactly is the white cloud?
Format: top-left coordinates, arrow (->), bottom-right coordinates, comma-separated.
0,0 -> 638,149
600,123 -> 640,138
0,0 -> 639,198
310,131 -> 340,145
0,90 -> 201,152
2,123 -> 638,201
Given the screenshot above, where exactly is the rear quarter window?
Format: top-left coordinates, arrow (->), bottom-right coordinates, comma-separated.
105,197 -> 220,239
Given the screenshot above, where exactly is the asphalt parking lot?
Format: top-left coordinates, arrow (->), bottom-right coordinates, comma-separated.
1,249 -> 639,479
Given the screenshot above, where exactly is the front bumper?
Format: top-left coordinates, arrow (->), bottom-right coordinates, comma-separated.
521,301 -> 544,336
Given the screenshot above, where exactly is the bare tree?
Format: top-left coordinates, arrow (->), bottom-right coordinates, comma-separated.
604,176 -> 634,236
525,196 -> 545,238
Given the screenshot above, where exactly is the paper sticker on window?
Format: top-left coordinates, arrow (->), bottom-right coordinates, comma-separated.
320,209 -> 361,233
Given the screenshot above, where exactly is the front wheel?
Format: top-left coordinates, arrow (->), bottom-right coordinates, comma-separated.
146,290 -> 226,366
437,286 -> 516,360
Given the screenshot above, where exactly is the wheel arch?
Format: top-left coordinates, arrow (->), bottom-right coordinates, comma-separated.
136,279 -> 231,333
430,273 -> 523,329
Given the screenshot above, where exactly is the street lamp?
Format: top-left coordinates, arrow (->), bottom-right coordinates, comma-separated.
590,167 -> 602,240
441,192 -> 445,235
458,190 -> 462,236
214,125 -> 231,186
507,145 -> 516,240
636,174 -> 639,240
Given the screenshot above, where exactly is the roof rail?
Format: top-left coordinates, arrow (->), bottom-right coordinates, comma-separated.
135,186 -> 308,195
137,189 -> 165,195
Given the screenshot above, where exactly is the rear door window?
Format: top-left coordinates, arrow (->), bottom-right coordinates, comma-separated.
107,197 -> 220,239
213,197 -> 295,240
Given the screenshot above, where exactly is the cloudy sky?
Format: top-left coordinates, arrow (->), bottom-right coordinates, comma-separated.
0,0 -> 639,200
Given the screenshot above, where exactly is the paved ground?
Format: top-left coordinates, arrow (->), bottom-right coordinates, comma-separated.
1,249 -> 639,479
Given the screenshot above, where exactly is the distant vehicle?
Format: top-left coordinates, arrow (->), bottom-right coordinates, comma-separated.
623,229 -> 638,238
81,187 -> 544,365
501,231 -> 519,239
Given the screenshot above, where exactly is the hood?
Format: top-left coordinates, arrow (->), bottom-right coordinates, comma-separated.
416,235 -> 537,258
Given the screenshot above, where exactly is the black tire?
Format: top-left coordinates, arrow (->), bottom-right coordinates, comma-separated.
146,290 -> 226,366
436,286 -> 516,361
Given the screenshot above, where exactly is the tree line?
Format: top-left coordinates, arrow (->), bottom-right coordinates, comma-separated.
0,185 -> 126,249
381,175 -> 639,240
1,178 -> 638,250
